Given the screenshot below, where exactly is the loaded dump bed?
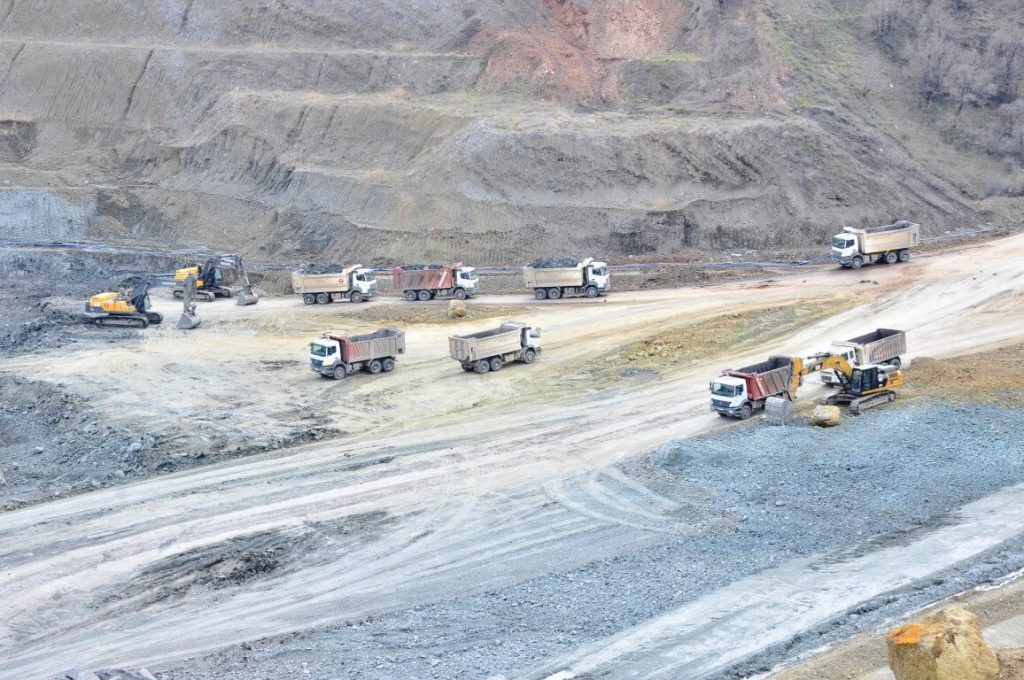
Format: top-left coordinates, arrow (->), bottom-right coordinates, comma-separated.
331,328 -> 405,363
723,355 -> 793,401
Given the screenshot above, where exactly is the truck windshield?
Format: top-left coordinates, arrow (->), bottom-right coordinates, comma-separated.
460,270 -> 478,280
590,266 -> 608,277
310,343 -> 331,357
711,382 -> 741,397
357,272 -> 376,282
832,236 -> 853,249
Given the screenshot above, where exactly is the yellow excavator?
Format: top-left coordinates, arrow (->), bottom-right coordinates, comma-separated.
792,352 -> 903,414
173,253 -> 258,305
84,277 -> 164,328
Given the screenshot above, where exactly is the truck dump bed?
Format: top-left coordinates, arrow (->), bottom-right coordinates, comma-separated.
523,258 -> 589,288
845,221 -> 920,254
449,323 -> 525,362
392,264 -> 457,291
835,328 -> 906,365
723,355 -> 793,401
333,328 -> 405,363
292,267 -> 356,294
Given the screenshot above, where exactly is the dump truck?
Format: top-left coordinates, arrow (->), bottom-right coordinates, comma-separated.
449,322 -> 541,374
710,356 -> 795,419
831,220 -> 920,269
392,263 -> 479,301
292,264 -> 378,304
820,328 -> 907,385
308,328 -> 405,379
524,257 -> 610,299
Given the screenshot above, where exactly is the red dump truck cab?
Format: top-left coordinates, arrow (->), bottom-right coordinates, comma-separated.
392,263 -> 479,301
710,356 -> 794,419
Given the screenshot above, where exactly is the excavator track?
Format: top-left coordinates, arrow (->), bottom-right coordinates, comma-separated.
849,390 -> 896,415
88,314 -> 149,329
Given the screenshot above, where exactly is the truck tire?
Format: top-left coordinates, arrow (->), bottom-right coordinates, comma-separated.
850,256 -> 863,270
475,359 -> 490,374
316,292 -> 330,305
350,291 -> 364,303
303,293 -> 316,305
884,251 -> 898,264
534,289 -> 548,300
547,288 -> 561,300
898,249 -> 910,262
417,290 -> 431,302
454,288 -> 467,300
368,360 -> 383,374
585,286 -> 599,298
489,357 -> 503,372
404,290 -> 417,302
523,348 -> 536,364
739,404 -> 752,420
382,357 -> 395,372
333,366 -> 346,380
888,357 -> 902,368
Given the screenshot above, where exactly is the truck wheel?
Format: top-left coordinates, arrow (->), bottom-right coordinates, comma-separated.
884,251 -> 898,265
489,357 -> 503,372
475,359 -> 490,374
523,348 -> 536,364
585,286 -> 598,298
547,288 -> 561,300
316,292 -> 330,305
333,366 -> 346,380
850,257 -> 863,270
368,360 -> 383,374
739,404 -> 752,420
350,291 -> 363,304
303,293 -> 316,305
404,290 -> 417,302
382,358 -> 395,372
888,357 -> 902,368
454,288 -> 467,300
417,290 -> 431,302
898,249 -> 910,262
534,289 -> 548,300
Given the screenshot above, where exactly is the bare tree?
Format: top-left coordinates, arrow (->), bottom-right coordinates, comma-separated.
985,27 -> 1024,105
999,99 -> 1024,162
909,11 -> 958,104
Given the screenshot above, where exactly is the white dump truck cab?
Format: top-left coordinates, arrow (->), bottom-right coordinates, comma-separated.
523,325 -> 542,350
586,261 -> 611,292
831,233 -> 859,263
455,266 -> 479,295
352,268 -> 379,296
819,345 -> 856,385
709,377 -> 749,416
309,337 -> 342,373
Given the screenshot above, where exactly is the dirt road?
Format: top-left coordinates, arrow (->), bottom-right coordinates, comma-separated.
1,236 -> 1022,678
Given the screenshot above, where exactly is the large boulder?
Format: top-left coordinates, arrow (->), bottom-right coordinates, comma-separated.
811,405 -> 842,427
887,607 -> 1000,680
447,299 -> 467,318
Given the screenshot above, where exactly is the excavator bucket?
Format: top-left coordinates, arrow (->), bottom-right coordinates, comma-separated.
177,311 -> 202,330
235,286 -> 259,306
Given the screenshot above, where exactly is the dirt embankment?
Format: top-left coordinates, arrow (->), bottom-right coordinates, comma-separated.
903,343 -> 1024,408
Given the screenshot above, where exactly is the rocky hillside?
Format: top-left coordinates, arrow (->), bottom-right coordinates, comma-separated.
0,0 -> 1020,264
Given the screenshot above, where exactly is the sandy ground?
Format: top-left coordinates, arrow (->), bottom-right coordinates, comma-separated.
0,235 -> 1022,678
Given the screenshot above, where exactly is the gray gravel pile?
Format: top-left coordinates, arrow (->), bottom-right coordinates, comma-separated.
163,404 -> 1024,680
